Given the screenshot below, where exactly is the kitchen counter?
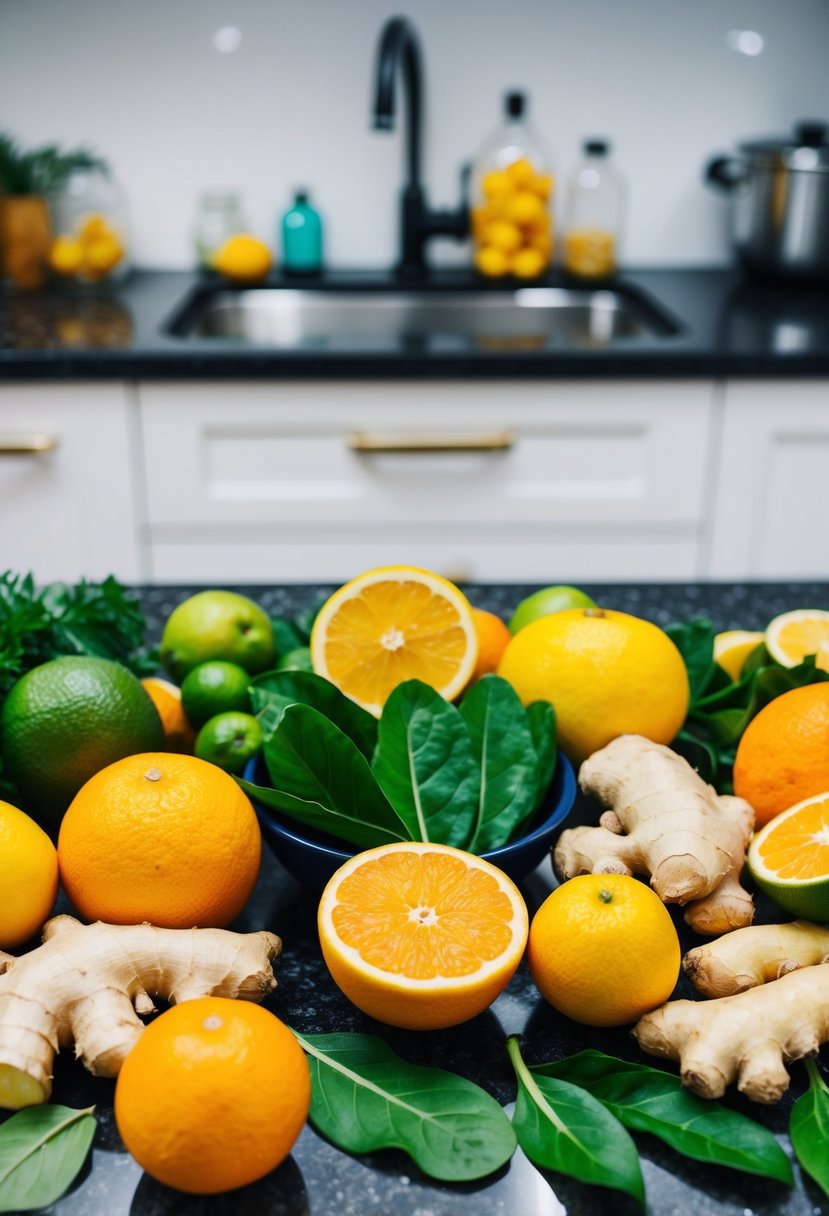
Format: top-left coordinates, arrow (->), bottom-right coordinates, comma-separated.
19,580 -> 829,1216
1,268 -> 828,380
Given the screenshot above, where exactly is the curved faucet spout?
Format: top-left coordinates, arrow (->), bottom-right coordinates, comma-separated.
372,16 -> 422,190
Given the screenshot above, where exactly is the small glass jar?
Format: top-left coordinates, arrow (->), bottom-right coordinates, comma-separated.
48,168 -> 131,287
194,191 -> 246,268
562,140 -> 625,280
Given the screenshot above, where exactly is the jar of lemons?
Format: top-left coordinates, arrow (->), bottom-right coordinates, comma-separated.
48,167 -> 130,287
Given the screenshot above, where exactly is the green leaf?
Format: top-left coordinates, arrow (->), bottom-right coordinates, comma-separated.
271,617 -> 307,656
506,1037 -> 644,1204
371,681 -> 478,847
526,700 -> 558,816
459,677 -> 540,852
238,703 -> 410,848
790,1060 -> 829,1199
0,1104 -> 96,1212
540,1050 -> 792,1184
665,619 -> 719,702
250,670 -> 377,758
296,1031 -> 516,1182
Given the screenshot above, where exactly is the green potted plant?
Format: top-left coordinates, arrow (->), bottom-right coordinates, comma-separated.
0,135 -> 104,291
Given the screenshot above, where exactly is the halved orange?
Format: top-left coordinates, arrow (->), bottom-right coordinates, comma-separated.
748,792 -> 829,920
317,842 -> 529,1029
765,609 -> 829,672
310,565 -> 478,716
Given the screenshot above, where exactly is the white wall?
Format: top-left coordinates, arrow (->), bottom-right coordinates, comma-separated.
2,0 -> 828,271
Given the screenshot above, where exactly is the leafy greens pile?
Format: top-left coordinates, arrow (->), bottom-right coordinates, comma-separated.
238,670 -> 557,853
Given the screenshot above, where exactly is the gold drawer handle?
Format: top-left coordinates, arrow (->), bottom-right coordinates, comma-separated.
347,430 -> 515,455
0,433 -> 59,456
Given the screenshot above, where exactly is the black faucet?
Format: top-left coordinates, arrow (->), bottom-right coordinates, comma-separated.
372,16 -> 469,279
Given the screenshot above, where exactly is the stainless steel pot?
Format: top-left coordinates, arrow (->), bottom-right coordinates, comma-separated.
705,121 -> 829,283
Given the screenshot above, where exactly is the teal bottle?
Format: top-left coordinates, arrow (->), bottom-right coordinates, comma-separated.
281,190 -> 323,274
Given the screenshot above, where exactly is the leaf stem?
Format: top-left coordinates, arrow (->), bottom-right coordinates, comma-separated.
806,1058 -> 829,1095
505,1035 -> 574,1141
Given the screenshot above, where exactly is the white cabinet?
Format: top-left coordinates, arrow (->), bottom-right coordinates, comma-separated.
138,380 -> 715,583
709,380 -> 829,579
0,384 -> 142,583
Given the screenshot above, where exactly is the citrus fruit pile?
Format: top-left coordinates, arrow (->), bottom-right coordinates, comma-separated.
472,157 -> 554,279
48,212 -> 126,283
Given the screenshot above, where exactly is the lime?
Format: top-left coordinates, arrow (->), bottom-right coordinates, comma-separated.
0,657 -> 164,832
160,591 -> 275,683
181,661 -> 252,728
194,712 -> 264,776
508,585 -> 597,635
276,647 -> 313,673
747,792 -> 829,921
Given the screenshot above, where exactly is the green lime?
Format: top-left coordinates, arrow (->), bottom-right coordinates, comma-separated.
160,590 -> 275,683
180,661 -> 252,728
277,646 -> 313,673
508,585 -> 597,635
0,656 -> 164,833
195,712 -> 264,776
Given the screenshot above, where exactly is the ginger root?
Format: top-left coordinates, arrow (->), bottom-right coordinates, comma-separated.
634,965 -> 829,1103
683,920 -> 829,998
0,915 -> 281,1109
554,735 -> 755,935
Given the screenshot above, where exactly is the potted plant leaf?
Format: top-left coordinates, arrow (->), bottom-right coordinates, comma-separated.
0,135 -> 104,291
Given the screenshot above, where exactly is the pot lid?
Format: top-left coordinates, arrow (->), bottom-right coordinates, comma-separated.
739,121 -> 829,170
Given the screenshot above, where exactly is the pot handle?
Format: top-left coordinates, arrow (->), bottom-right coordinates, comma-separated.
704,156 -> 748,191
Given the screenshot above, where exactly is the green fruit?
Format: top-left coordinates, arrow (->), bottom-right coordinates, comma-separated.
195,712 -> 264,777
0,656 -> 164,833
508,585 -> 597,635
160,590 -> 275,682
276,647 -> 313,673
181,661 -> 251,728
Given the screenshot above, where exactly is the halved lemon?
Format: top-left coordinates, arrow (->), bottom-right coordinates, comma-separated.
317,842 -> 529,1029
713,630 -> 764,682
748,791 -> 829,920
310,565 -> 478,716
765,609 -> 829,672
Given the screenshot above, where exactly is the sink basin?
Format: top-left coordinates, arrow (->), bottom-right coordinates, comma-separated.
168,285 -> 679,350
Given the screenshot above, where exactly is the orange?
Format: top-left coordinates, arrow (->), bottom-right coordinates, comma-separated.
57,752 -> 261,928
310,565 -> 478,717
115,997 -> 309,1194
733,683 -> 829,828
765,609 -> 829,672
141,677 -> 196,753
318,842 -> 528,1029
528,874 -> 680,1026
497,607 -> 689,765
470,608 -> 512,681
747,793 -> 829,920
0,800 -> 58,949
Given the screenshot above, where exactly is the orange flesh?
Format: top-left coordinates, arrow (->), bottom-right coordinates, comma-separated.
322,580 -> 470,702
758,798 -> 829,879
774,621 -> 829,671
331,851 -> 515,979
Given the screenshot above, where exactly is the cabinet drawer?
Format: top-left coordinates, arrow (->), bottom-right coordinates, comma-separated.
139,381 -> 713,531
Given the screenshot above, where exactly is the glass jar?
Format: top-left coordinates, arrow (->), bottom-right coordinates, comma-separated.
194,191 -> 246,268
48,168 -> 131,287
562,140 -> 625,280
471,91 -> 554,280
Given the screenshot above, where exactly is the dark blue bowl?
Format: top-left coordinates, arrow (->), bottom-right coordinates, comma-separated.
243,751 -> 576,890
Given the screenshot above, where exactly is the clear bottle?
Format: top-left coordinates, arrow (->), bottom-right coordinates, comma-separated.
194,191 -> 246,268
281,190 -> 323,275
471,91 -> 554,280
562,140 -> 624,280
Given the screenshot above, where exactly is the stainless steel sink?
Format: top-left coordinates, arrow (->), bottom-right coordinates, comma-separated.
168,286 -> 678,350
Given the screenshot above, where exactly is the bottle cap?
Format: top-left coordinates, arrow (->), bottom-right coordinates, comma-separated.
505,91 -> 526,119
294,189 -> 309,205
584,139 -> 609,156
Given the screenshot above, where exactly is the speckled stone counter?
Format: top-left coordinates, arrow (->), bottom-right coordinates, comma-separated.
11,582 -> 829,1216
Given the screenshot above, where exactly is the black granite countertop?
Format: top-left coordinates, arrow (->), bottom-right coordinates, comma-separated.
1,268 -> 828,380
16,580 -> 829,1216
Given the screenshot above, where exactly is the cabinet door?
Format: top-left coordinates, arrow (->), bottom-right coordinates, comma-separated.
709,381 -> 829,579
0,384 -> 141,583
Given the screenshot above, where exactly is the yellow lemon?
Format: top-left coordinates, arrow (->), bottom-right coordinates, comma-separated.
506,158 -> 536,188
48,236 -> 85,276
483,221 -> 523,254
482,170 -> 513,200
84,234 -> 124,274
212,234 -> 273,283
713,630 -> 764,681
505,191 -> 546,226
474,245 -> 509,277
510,247 -> 547,279
0,801 -> 58,949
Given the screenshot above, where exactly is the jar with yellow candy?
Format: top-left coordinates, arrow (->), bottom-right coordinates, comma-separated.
562,139 -> 624,280
471,91 -> 554,280
48,167 -> 131,287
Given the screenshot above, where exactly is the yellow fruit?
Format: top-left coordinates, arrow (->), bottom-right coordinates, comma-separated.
83,233 -> 123,274
531,173 -> 554,200
474,245 -> 509,277
510,247 -> 547,279
713,630 -> 764,681
78,213 -> 109,242
483,220 -> 523,254
115,997 -> 309,1194
310,565 -> 478,716
48,236 -> 84,276
470,608 -> 512,681
747,792 -> 829,920
506,157 -> 536,188
57,752 -> 261,928
528,874 -> 681,1026
497,607 -> 690,765
212,234 -> 273,283
563,228 -> 616,279
141,677 -> 196,753
0,801 -> 58,948
765,609 -> 829,672
318,842 -> 528,1029
482,170 -> 513,199
505,190 -> 546,226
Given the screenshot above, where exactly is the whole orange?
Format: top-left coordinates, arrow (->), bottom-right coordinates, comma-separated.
733,683 -> 829,828
470,608 -> 512,681
141,677 -> 196,753
115,997 -> 309,1194
58,753 -> 261,928
527,874 -> 680,1026
497,607 -> 689,765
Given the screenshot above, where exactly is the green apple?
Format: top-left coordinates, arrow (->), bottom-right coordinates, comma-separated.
160,590 -> 275,682
508,585 -> 597,635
